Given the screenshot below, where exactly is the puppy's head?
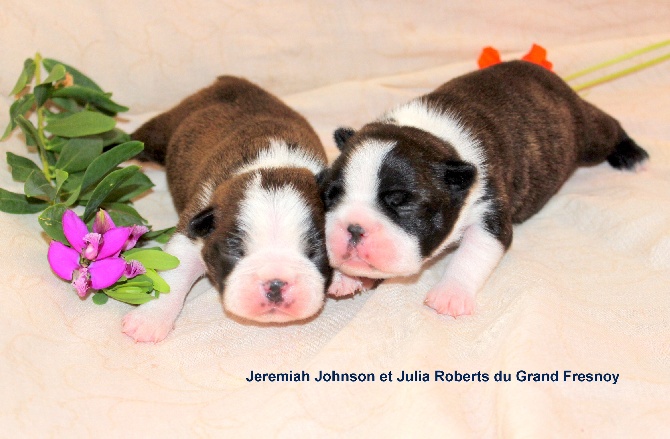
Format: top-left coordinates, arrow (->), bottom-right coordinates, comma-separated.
189,169 -> 330,323
320,124 -> 477,279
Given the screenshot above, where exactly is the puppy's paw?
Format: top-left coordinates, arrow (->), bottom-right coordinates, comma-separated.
122,306 -> 176,343
328,270 -> 368,297
424,286 -> 475,317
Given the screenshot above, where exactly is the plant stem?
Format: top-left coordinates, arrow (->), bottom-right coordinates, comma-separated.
572,52 -> 670,92
564,40 -> 670,82
33,52 -> 52,181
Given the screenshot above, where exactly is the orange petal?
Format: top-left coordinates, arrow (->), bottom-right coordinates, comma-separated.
521,44 -> 553,71
478,46 -> 502,69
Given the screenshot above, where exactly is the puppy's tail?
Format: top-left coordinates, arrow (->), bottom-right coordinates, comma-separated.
606,134 -> 649,170
131,114 -> 174,165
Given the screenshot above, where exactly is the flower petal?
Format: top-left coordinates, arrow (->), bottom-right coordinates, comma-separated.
478,46 -> 502,69
97,227 -> 132,260
124,260 -> 146,278
82,233 -> 102,260
93,209 -> 116,234
47,241 -> 81,280
72,268 -> 91,297
521,44 -> 553,71
62,210 -> 88,253
123,225 -> 149,251
89,258 -> 126,289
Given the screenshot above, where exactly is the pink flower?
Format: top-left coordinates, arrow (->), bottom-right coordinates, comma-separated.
47,210 -> 131,297
124,224 -> 149,251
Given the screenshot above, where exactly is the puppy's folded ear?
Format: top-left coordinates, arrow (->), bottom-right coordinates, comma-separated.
441,160 -> 477,193
333,127 -> 356,151
188,207 -> 216,238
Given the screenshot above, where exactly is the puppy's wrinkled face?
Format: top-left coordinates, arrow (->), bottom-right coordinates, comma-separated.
320,124 -> 476,279
191,169 -> 331,323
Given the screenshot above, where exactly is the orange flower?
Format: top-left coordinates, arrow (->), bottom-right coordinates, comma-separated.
521,44 -> 553,71
478,44 -> 553,71
478,46 -> 502,69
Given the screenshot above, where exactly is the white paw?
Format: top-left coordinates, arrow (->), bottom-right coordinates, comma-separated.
327,270 -> 370,297
424,284 -> 475,317
122,305 -> 178,343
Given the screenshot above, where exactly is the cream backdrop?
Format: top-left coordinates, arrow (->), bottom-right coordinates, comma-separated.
1,1 -> 669,437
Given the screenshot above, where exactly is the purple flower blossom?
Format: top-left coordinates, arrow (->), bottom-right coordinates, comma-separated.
124,224 -> 149,251
124,260 -> 146,278
47,210 -> 131,297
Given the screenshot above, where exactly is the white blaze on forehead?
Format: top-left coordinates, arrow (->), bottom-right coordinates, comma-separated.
235,138 -> 324,176
341,139 -> 395,204
238,173 -> 312,253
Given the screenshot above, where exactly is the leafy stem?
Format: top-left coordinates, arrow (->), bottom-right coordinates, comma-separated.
33,52 -> 52,181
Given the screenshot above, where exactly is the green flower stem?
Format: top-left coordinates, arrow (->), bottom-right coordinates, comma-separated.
33,52 -> 52,181
564,40 -> 670,82
571,51 -> 670,92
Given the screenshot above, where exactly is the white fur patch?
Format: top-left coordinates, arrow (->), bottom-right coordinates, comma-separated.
238,173 -> 312,253
383,100 -> 491,258
235,138 -> 324,176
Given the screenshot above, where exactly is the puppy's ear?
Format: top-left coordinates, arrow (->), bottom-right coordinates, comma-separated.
188,207 -> 216,239
333,127 -> 356,151
442,160 -> 477,193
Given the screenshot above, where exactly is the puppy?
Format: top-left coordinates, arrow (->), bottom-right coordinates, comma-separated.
123,76 -> 331,342
319,61 -> 649,316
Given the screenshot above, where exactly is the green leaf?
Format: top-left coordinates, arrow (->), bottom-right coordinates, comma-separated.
104,288 -> 156,305
144,268 -> 170,293
54,138 -> 103,173
42,58 -> 103,93
6,152 -> 41,182
92,292 -> 109,305
82,165 -> 139,222
2,94 -> 35,141
124,248 -> 180,271
24,170 -> 55,201
42,63 -> 66,84
78,140 -> 144,194
105,171 -> 154,203
0,188 -> 48,214
9,58 -> 36,96
38,203 -> 69,243
100,202 -> 147,226
50,97 -> 82,113
45,136 -> 68,153
45,110 -> 116,137
51,85 -> 129,114
95,128 -> 131,147
121,274 -> 154,289
54,169 -> 69,196
15,115 -> 45,150
34,83 -> 52,107
142,226 -> 176,244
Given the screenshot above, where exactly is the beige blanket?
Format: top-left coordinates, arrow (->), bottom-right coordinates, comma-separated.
1,1 -> 669,436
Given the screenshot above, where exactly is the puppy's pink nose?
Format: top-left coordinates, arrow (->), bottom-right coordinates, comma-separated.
347,224 -> 365,246
265,279 -> 287,303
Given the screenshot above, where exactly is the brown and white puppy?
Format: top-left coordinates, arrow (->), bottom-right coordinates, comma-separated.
320,61 -> 649,316
122,76 -> 331,342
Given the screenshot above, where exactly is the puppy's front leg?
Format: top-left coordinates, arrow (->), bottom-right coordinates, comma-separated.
122,233 -> 205,343
327,269 -> 377,297
424,224 -> 505,317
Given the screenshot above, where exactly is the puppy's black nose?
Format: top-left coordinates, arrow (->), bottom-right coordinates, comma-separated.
347,224 -> 365,245
266,279 -> 286,303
